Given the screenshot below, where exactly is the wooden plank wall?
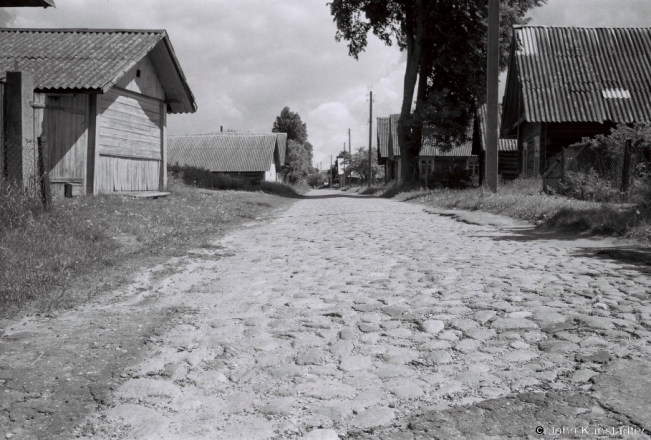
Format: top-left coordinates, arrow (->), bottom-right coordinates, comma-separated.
115,54 -> 165,101
98,88 -> 161,160
0,83 -> 4,180
96,155 -> 160,192
44,94 -> 89,183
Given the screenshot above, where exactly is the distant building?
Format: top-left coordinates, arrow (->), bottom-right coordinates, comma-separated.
376,116 -> 391,183
167,133 -> 287,184
420,134 -> 478,186
0,28 -> 196,196
501,26 -> 651,177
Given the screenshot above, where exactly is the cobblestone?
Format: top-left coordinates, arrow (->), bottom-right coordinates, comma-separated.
80,190 -> 651,439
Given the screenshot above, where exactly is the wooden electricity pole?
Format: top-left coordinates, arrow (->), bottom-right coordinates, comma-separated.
368,91 -> 373,187
486,0 -> 499,192
330,154 -> 332,188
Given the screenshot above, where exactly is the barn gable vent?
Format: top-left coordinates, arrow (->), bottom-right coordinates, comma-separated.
602,88 -> 631,99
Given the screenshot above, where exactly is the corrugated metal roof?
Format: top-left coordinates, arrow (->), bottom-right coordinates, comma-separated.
168,133 -> 280,172
511,26 -> 651,124
419,141 -> 474,157
477,104 -> 518,152
0,28 -> 196,113
376,117 -> 390,158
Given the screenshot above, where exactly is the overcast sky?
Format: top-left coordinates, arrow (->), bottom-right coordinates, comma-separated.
4,0 -> 651,168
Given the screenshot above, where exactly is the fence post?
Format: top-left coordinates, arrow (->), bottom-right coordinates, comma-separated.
621,139 -> 632,193
37,136 -> 52,211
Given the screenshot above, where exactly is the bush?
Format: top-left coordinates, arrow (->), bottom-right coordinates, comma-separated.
557,169 -> 623,202
428,167 -> 474,189
168,164 -> 249,190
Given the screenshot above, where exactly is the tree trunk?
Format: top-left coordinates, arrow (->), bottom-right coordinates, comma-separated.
398,40 -> 421,184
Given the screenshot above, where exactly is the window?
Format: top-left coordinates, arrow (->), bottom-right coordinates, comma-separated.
522,141 -> 529,176
466,157 -> 479,176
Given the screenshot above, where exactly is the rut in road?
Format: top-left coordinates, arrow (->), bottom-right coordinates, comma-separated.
82,190 -> 651,439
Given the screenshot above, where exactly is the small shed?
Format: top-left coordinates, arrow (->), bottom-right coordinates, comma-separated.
473,104 -> 518,183
501,26 -> 651,177
0,28 -> 196,196
167,133 -> 287,184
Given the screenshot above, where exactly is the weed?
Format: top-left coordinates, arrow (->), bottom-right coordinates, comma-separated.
0,176 -> 291,315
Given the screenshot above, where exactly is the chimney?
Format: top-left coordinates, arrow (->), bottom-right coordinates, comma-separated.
220,126 -> 223,132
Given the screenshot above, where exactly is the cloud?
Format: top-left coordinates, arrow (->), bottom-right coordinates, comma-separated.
8,0 -> 651,167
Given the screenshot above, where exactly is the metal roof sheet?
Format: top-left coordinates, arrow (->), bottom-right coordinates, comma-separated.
512,26 -> 651,124
376,117 -> 390,158
476,104 -> 518,152
168,133 -> 280,172
419,141 -> 474,157
0,28 -> 196,113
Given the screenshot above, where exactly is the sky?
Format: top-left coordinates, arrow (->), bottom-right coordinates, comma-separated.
4,0 -> 651,168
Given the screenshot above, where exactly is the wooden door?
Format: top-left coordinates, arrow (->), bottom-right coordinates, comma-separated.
44,95 -> 88,183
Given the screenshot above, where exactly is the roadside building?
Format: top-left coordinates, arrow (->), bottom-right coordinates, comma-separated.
501,26 -> 651,177
388,114 -> 402,181
376,116 -> 391,183
473,104 -> 518,183
0,28 -> 196,196
419,136 -> 479,186
167,133 -> 287,184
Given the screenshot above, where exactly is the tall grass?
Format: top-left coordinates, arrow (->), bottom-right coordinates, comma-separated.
396,178 -> 651,241
0,180 -> 44,229
0,176 -> 291,315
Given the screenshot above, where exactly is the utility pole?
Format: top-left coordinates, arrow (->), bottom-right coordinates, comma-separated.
368,90 -> 373,187
348,129 -> 352,187
486,0 -> 499,192
343,142 -> 346,188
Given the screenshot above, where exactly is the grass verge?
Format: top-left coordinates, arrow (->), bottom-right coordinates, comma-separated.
391,178 -> 651,241
0,176 -> 294,317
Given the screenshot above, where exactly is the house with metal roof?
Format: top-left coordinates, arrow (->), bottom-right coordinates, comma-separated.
501,26 -> 651,178
473,104 -> 518,182
0,28 -> 196,196
167,133 -> 287,184
420,132 -> 478,186
376,117 -> 391,183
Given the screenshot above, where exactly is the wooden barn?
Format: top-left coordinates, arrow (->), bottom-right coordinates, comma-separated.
501,26 -> 651,177
0,28 -> 196,196
473,104 -> 518,183
167,133 -> 287,184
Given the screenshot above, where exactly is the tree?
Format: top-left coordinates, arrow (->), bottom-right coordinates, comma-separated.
272,107 -> 308,144
285,140 -> 312,184
348,147 -> 384,184
329,0 -> 544,181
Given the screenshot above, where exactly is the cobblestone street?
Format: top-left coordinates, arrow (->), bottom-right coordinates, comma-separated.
84,190 -> 651,439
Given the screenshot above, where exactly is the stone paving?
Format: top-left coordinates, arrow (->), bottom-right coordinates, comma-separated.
80,190 -> 651,439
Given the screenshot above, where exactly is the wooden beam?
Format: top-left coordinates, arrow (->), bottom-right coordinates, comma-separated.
86,94 -> 101,195
159,100 -> 167,190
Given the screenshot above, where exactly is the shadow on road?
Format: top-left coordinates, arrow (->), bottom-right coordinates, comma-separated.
573,246 -> 651,271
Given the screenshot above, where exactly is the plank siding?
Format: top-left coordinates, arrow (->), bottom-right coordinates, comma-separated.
115,54 -> 165,101
0,83 -> 4,179
44,94 -> 89,182
96,155 -> 160,192
98,88 -> 162,161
